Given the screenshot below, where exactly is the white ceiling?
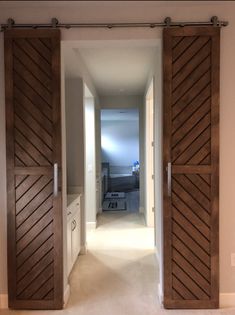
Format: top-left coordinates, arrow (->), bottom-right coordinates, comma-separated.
76,44 -> 157,96
101,109 -> 139,121
64,40 -> 159,96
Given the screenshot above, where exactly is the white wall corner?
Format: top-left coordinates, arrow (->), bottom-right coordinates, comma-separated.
80,244 -> 87,255
0,294 -> 8,309
220,292 -> 235,308
157,283 -> 163,307
155,245 -> 159,262
63,284 -> 70,308
86,221 -> 97,230
139,206 -> 144,214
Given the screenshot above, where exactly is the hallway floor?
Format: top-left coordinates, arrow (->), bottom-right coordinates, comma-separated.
68,211 -> 157,315
2,212 -> 235,314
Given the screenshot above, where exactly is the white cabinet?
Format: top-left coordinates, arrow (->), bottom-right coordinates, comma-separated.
71,210 -> 80,263
67,219 -> 73,274
67,194 -> 81,276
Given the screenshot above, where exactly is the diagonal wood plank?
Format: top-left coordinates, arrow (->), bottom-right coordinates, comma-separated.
16,180 -> 53,228
172,71 -> 211,118
173,36 -> 197,62
172,99 -> 211,146
15,101 -> 52,148
14,86 -> 53,133
173,37 -> 210,75
172,192 -> 210,238
172,113 -> 211,162
14,38 -> 52,76
172,206 -> 210,253
172,234 -> 211,281
17,235 -> 53,278
13,41 -> 52,91
172,85 -> 211,133
173,41 -> 211,90
172,178 -> 210,225
172,56 -> 211,105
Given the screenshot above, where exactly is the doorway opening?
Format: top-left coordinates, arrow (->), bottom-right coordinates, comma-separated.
63,39 -> 162,309
100,108 -> 140,215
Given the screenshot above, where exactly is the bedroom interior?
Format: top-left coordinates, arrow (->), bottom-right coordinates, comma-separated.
101,108 -> 140,213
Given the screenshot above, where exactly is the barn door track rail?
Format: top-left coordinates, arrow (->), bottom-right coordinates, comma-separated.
0,16 -> 228,32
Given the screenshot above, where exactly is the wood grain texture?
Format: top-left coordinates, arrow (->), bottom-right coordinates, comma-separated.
163,27 -> 220,309
5,29 -> 63,310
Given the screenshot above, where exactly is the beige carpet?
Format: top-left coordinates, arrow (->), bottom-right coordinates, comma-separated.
2,212 -> 235,315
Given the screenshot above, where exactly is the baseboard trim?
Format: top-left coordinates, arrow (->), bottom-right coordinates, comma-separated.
86,221 -> 97,230
220,292 -> 235,308
139,206 -> 144,214
63,284 -> 70,308
157,283 -> 163,307
80,244 -> 87,255
155,245 -> 159,262
0,294 -> 8,309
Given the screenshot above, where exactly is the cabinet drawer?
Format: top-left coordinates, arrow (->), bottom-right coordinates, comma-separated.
67,196 -> 81,221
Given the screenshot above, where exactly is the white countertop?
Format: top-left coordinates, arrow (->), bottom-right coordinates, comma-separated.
67,194 -> 81,207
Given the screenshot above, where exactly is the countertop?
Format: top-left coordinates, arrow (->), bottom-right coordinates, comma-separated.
67,193 -> 81,207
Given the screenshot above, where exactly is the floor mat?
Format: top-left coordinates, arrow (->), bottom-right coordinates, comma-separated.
105,192 -> 125,199
102,199 -> 126,211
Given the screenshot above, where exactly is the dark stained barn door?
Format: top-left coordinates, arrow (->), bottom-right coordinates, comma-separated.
163,27 -> 220,309
5,29 -> 63,309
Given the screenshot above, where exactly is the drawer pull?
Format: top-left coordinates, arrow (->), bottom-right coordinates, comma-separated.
72,219 -> 77,231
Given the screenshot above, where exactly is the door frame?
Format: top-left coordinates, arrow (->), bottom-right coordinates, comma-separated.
60,37 -> 163,310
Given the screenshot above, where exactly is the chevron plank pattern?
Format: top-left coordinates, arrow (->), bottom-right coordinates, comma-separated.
15,175 -> 54,300
171,174 -> 211,300
164,27 -> 219,309
13,38 -> 53,167
171,36 -> 212,302
11,37 -> 55,302
172,36 -> 211,166
4,30 -> 63,309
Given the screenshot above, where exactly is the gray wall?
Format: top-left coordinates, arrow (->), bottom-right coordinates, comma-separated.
84,97 -> 97,223
65,78 -> 84,188
101,120 -> 139,167
100,95 -> 143,109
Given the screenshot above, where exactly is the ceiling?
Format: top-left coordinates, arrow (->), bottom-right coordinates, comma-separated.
64,40 -> 159,96
101,109 -> 139,121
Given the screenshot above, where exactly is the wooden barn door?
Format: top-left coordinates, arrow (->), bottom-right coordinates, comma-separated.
163,27 -> 220,309
5,29 -> 63,309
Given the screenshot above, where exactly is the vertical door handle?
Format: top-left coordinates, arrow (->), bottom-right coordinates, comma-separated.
167,162 -> 171,197
53,163 -> 58,197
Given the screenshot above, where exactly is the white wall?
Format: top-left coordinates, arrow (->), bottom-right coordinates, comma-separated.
101,120 -> 139,167
65,78 -> 84,188
100,95 -> 143,109
0,1 -> 235,307
85,96 -> 97,224
145,79 -> 155,228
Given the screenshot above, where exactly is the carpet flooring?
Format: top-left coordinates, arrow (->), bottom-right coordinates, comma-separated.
1,212 -> 235,314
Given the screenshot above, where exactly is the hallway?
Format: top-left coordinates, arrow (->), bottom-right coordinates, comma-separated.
67,212 -> 158,315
